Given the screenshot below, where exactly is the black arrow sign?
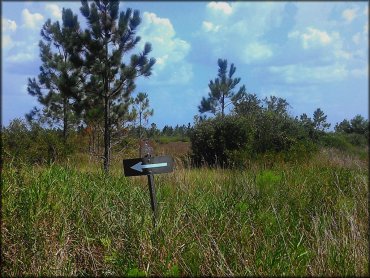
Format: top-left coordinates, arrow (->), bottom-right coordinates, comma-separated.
123,155 -> 173,177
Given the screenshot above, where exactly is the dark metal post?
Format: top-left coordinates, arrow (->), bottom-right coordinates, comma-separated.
147,173 -> 158,226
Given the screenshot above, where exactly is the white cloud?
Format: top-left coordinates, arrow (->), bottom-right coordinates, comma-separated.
140,12 -> 175,38
301,27 -> 332,49
22,9 -> 44,29
342,7 -> 358,23
364,6 -> 368,16
138,12 -> 192,84
289,27 -> 343,51
243,42 -> 273,63
202,21 -> 221,32
2,35 -> 13,49
7,52 -> 36,63
2,18 -> 17,32
269,63 -> 349,84
199,2 -> 286,65
5,41 -> 38,63
45,4 -> 62,20
207,2 -> 233,15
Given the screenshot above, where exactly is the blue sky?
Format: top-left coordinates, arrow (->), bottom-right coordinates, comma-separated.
2,1 -> 369,129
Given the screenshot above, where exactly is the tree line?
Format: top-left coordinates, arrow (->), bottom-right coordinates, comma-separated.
191,59 -> 368,167
2,2 -> 368,170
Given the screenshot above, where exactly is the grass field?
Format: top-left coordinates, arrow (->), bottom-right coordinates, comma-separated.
2,147 -> 368,276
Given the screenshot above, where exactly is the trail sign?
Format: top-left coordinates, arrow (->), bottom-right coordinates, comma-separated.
123,155 -> 173,177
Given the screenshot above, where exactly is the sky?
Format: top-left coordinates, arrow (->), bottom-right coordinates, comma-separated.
2,1 -> 369,129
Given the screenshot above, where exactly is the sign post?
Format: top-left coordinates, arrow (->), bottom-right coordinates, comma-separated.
123,147 -> 173,226
147,172 -> 158,222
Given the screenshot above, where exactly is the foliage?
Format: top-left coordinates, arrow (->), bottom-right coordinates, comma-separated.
27,8 -> 84,141
79,0 -> 156,172
132,92 -> 154,139
2,118 -> 74,165
313,108 -> 331,131
199,58 -> 246,117
190,115 -> 254,167
192,93 -> 319,167
335,114 -> 369,139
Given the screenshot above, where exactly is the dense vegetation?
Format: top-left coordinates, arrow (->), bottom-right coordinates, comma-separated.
2,0 -> 368,276
2,147 -> 368,276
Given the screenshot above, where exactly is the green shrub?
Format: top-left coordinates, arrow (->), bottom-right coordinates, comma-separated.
190,113 -> 315,168
3,118 -> 74,165
319,133 -> 352,152
190,115 -> 253,167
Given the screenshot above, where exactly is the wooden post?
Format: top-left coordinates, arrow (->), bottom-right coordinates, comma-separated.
147,172 -> 158,227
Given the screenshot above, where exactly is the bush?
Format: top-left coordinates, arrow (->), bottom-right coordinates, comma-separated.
319,133 -> 352,152
253,112 -> 307,154
190,113 -> 317,168
2,118 -> 74,165
190,115 -> 253,167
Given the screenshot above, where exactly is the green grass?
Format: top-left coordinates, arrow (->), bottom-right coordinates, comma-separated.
2,149 -> 368,276
154,136 -> 189,144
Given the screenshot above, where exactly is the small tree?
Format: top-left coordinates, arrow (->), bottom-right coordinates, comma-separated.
335,119 -> 352,133
80,0 -> 155,172
263,96 -> 290,116
313,108 -> 330,131
233,92 -> 262,117
350,115 -> 368,135
199,59 -> 246,117
133,92 -> 153,139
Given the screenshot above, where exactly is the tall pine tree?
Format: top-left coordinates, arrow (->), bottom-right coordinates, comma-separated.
80,0 -> 155,172
27,8 -> 84,142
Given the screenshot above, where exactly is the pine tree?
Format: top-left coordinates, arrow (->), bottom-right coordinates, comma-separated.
27,8 -> 84,143
313,108 -> 330,131
133,92 -> 153,140
80,0 -> 155,172
199,59 -> 246,117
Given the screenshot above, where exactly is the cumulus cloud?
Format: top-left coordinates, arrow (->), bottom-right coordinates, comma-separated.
138,12 -> 192,84
207,2 -> 233,15
2,18 -> 17,32
243,42 -> 273,63
2,35 -> 13,49
45,4 -> 62,20
302,28 -> 333,48
268,63 -> 349,84
7,52 -> 36,63
198,2 -> 286,65
289,27 -> 335,49
342,7 -> 358,23
202,21 -> 221,32
5,41 -> 38,64
22,9 -> 44,29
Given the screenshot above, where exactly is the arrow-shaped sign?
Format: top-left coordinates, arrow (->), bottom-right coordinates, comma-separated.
123,156 -> 173,176
131,162 -> 168,172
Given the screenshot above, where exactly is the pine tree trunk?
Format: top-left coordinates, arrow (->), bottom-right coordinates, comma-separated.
63,96 -> 68,144
103,39 -> 110,173
139,111 -> 142,139
103,95 -> 110,173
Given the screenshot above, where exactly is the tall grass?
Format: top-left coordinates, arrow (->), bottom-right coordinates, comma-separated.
2,149 -> 368,276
